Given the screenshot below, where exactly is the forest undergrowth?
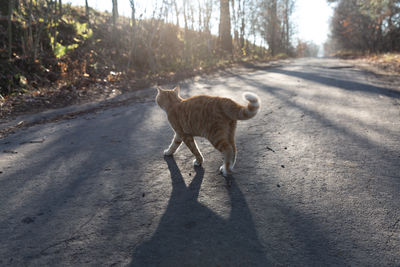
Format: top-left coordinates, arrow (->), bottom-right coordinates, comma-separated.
0,4 -> 273,119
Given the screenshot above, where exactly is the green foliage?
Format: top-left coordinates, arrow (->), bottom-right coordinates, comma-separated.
274,53 -> 289,60
53,42 -> 79,58
51,21 -> 92,58
330,49 -> 365,59
74,22 -> 92,40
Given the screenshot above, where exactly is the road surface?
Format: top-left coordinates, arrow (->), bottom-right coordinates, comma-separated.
1,58 -> 400,266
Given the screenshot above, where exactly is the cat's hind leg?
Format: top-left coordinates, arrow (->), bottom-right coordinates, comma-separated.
228,122 -> 237,172
182,135 -> 204,166
213,139 -> 235,177
229,141 -> 237,171
219,144 -> 235,177
164,133 -> 182,156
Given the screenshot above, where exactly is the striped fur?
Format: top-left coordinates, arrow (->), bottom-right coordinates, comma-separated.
156,86 -> 260,176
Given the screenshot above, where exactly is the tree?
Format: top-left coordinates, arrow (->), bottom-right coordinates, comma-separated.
203,0 -> 213,34
8,0 -> 14,59
296,40 -> 319,57
85,0 -> 89,23
129,0 -> 135,34
268,0 -> 278,56
127,0 -> 136,69
239,0 -> 246,51
112,0 -> 118,26
257,0 -> 281,56
281,0 -> 295,53
327,0 -> 400,53
219,0 -> 232,54
33,0 -> 50,60
255,0 -> 296,56
172,0 -> 180,27
230,0 -> 246,54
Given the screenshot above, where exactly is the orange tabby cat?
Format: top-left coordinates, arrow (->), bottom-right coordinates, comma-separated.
156,85 -> 260,176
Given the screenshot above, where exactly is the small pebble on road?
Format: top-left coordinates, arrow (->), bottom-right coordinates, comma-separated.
21,217 -> 35,224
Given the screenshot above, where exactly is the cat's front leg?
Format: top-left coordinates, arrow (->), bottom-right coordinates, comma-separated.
164,133 -> 182,156
182,135 -> 204,166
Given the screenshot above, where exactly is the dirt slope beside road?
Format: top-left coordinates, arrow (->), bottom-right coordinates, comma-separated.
0,58 -> 399,266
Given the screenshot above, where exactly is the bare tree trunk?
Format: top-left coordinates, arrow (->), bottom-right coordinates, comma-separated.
268,0 -> 278,56
231,0 -> 239,54
145,2 -> 164,72
198,0 -> 202,31
46,0 -> 57,52
8,0 -> 14,60
183,0 -> 189,65
183,0 -> 188,30
33,1 -> 49,60
203,0 -> 212,34
28,0 -> 33,43
172,0 -> 179,27
112,0 -> 118,26
53,0 -> 58,50
219,0 -> 232,54
283,0 -> 294,54
127,0 -> 135,70
85,0 -> 89,24
203,0 -> 213,57
239,0 -> 245,51
190,4 -> 195,30
387,0 -> 395,51
281,0 -> 288,53
130,0 -> 136,37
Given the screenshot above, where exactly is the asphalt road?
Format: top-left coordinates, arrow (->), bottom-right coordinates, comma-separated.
1,58 -> 400,266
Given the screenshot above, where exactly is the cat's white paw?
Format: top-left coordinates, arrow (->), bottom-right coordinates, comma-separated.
219,165 -> 231,177
164,149 -> 173,156
193,159 -> 202,166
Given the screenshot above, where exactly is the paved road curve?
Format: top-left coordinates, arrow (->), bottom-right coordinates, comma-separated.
1,58 -> 399,266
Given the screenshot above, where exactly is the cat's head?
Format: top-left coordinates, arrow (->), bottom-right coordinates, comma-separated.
156,86 -> 181,110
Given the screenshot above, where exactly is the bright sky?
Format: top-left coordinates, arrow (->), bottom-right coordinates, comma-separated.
65,0 -> 334,46
292,0 -> 334,45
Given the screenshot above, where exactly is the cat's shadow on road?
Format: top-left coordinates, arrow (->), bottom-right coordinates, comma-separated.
130,156 -> 270,266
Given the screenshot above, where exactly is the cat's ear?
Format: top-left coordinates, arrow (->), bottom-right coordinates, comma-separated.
156,86 -> 162,93
173,85 -> 180,95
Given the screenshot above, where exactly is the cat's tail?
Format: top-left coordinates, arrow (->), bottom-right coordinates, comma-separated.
232,92 -> 261,120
